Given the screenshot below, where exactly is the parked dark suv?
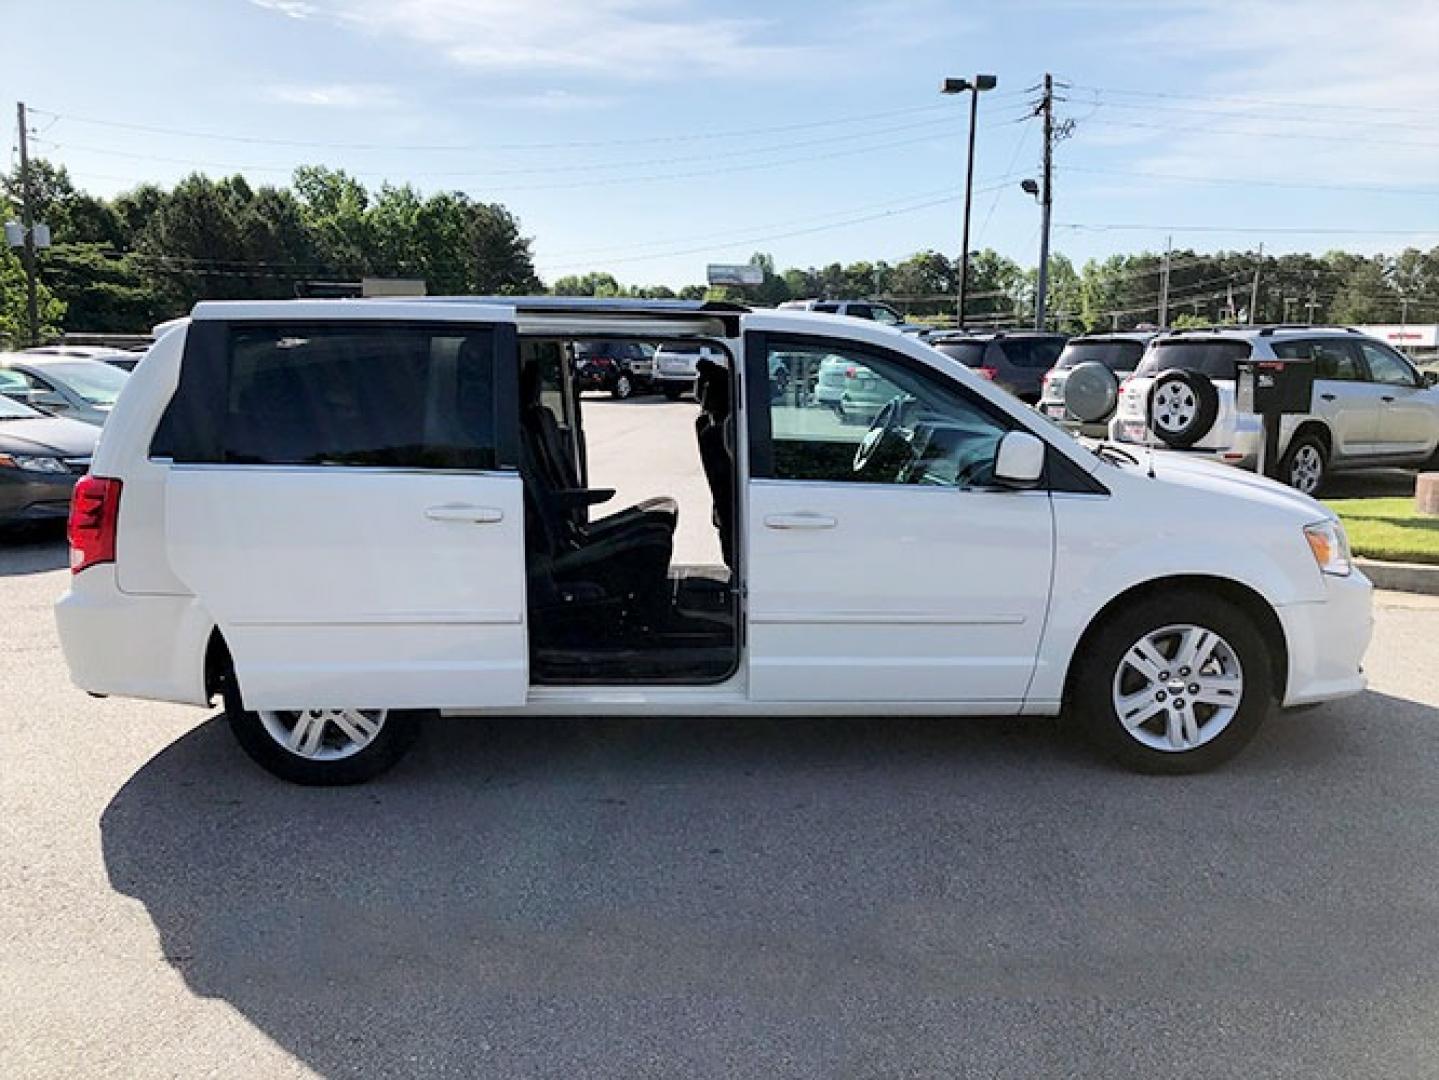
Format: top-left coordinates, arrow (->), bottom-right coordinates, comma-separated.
929,331 -> 1067,404
571,340 -> 656,399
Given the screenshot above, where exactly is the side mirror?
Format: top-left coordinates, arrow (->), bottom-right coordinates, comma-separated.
1423,370 -> 1438,388
993,430 -> 1046,489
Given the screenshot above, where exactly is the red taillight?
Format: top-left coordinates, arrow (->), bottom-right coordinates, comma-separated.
68,475 -> 122,574
976,365 -> 998,380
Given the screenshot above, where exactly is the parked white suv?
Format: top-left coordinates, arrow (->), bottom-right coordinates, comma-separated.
1109,326 -> 1439,493
57,298 -> 1371,784
777,299 -> 928,337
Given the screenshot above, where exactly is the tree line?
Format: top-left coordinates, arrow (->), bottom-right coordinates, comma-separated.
3,160 -> 1436,345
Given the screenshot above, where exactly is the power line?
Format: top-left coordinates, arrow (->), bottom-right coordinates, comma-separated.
1079,117 -> 1439,151
1063,82 -> 1439,119
1074,95 -> 1439,134
29,101 -> 966,153
1058,222 -> 1439,237
1062,165 -> 1439,198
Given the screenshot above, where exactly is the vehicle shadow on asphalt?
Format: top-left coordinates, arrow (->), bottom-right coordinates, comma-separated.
0,528 -> 67,575
101,694 -> 1439,1077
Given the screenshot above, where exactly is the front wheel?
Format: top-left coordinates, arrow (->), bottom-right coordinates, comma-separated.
223,681 -> 421,785
1071,591 -> 1273,774
1279,433 -> 1327,495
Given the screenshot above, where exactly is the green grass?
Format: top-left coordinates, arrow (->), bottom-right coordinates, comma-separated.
1324,497 -> 1439,565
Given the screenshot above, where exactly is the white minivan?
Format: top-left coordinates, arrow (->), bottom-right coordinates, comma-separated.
57,298 -> 1372,784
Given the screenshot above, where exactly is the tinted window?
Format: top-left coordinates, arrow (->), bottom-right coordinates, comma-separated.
1055,340 -> 1146,371
846,305 -> 874,320
1358,341 -> 1418,386
932,340 -> 988,367
157,324 -> 497,469
997,337 -> 1066,369
1136,340 -> 1252,381
757,340 -> 1012,489
1272,339 -> 1362,381
813,303 -> 840,313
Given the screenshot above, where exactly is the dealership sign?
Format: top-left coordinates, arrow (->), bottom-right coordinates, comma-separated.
1355,324 -> 1439,349
707,263 -> 764,287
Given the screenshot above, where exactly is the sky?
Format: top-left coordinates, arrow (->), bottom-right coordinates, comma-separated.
5,0 -> 1439,290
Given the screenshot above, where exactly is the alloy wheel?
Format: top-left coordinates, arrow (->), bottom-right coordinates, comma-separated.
258,708 -> 388,761
1110,624 -> 1244,752
1288,445 -> 1323,494
1152,382 -> 1197,433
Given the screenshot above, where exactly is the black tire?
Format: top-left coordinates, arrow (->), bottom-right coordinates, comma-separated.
1147,369 -> 1219,448
1070,589 -> 1273,774
1277,431 -> 1328,495
612,373 -> 634,400
222,679 -> 421,785
661,385 -> 683,401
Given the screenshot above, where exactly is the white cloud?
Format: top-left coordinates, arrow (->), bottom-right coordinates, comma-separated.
1109,0 -> 1439,187
269,0 -> 823,80
247,0 -> 319,19
264,83 -> 400,108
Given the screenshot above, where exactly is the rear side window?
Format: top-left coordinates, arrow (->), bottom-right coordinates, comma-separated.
997,337 -> 1066,369
1271,339 -> 1362,381
1137,340 -> 1252,381
154,323 -> 498,469
933,340 -> 988,367
1055,340 -> 1146,371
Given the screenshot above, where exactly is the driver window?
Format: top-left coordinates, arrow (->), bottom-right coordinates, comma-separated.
759,340 -> 1013,489
1358,341 -> 1417,387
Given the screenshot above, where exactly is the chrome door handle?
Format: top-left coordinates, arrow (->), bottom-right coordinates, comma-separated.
425,503 -> 504,524
764,512 -> 837,530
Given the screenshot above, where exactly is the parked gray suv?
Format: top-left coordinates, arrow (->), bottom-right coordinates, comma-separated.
929,331 -> 1067,404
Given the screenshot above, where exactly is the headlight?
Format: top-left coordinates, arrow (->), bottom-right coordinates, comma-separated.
0,453 -> 70,474
1304,519 -> 1352,577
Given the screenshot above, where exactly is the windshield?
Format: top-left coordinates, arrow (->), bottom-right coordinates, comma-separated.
36,361 -> 129,404
0,393 -> 42,420
1135,339 -> 1252,381
1056,340 -> 1146,372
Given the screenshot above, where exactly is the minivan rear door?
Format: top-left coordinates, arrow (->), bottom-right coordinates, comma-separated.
156,307 -> 528,711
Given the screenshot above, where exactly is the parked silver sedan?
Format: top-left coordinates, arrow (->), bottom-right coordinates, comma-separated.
0,355 -> 131,427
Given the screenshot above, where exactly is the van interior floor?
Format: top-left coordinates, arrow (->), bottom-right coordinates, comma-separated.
529,564 -> 738,685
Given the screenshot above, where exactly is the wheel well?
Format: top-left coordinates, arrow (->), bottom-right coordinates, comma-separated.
1065,575 -> 1289,705
203,627 -> 232,703
1290,420 -> 1332,455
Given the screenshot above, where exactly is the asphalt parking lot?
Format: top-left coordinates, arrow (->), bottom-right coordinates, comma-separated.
5,401 -> 1439,1078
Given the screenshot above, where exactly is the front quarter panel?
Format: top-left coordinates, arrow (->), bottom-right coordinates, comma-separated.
1029,474 -> 1328,705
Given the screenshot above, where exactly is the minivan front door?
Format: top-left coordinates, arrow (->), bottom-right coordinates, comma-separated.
742,333 -> 1054,706
159,315 -> 528,712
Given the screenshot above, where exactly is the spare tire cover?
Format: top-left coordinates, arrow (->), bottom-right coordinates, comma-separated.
1147,368 -> 1220,448
1062,361 -> 1120,423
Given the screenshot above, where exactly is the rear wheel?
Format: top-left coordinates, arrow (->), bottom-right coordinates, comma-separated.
223,680 -> 420,785
1071,591 -> 1273,774
1279,432 -> 1328,495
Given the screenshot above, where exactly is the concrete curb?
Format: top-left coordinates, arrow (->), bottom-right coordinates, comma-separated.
1356,557 -> 1439,596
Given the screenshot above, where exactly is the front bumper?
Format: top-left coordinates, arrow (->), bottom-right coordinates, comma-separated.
0,469 -> 79,525
1277,569 -> 1374,707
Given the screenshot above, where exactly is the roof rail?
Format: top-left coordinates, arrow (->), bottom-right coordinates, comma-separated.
1256,323 -> 1360,336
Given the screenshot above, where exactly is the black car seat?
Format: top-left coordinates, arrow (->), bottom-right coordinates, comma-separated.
519,362 -> 678,539
694,359 -> 735,568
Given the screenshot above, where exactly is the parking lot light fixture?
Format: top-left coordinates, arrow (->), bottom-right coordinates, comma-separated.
941,74 -> 998,331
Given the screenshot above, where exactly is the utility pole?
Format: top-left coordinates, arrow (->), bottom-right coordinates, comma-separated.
1247,242 -> 1263,325
1034,74 -> 1054,331
1157,235 -> 1172,328
16,102 -> 40,347
1306,292 -> 1317,325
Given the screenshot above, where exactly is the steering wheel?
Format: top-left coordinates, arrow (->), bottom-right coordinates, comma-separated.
852,397 -> 907,475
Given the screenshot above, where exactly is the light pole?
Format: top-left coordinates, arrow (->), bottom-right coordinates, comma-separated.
941,74 -> 997,331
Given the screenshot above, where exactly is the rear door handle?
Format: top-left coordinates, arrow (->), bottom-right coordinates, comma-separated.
1381,395 -> 1396,403
1319,393 -> 1337,402
425,503 -> 504,524
764,512 -> 837,530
